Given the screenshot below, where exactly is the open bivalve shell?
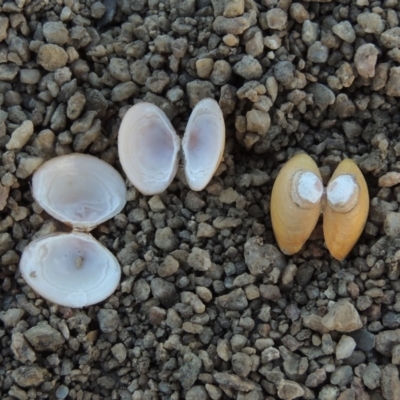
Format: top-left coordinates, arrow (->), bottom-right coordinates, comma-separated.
270,153 -> 323,256
118,99 -> 225,195
32,153 -> 127,231
20,153 -> 127,308
182,98 -> 225,191
271,154 -> 369,260
118,102 -> 180,195
20,232 -> 121,308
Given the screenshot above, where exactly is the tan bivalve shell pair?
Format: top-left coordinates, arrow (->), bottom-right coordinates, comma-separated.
271,153 -> 369,261
20,154 -> 127,308
118,98 -> 225,195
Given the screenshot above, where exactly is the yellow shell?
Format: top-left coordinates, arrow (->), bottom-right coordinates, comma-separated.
271,153 -> 323,255
323,159 -> 369,261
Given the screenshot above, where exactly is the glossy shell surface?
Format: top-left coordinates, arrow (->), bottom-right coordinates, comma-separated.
323,159 -> 369,261
32,153 -> 127,231
118,102 -> 180,195
20,232 -> 121,308
271,153 -> 323,255
182,98 -> 225,191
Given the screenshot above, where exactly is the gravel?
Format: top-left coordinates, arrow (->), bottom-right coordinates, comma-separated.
2,0 -> 400,398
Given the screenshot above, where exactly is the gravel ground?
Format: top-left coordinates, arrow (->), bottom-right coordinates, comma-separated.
1,0 -> 400,399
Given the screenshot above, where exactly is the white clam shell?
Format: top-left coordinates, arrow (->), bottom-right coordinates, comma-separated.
118,102 -> 180,195
182,98 -> 225,191
32,154 -> 127,231
20,232 -> 121,308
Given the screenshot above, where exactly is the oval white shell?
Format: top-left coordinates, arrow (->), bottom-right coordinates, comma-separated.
118,102 -> 180,195
32,154 -> 127,231
20,232 -> 121,308
182,98 -> 225,191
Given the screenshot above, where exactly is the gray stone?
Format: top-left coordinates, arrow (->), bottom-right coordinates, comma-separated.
223,0 -> 244,17
11,332 -> 36,363
381,364 -> 400,400
302,20 -> 319,46
233,56 -> 263,80
151,277 -> 179,307
332,21 -> 356,43
67,92 -> 86,120
330,365 -> 353,386
146,70 -> 170,93
357,12 -> 385,35
158,255 -> 179,277
90,2 -> 106,18
244,236 -> 286,276
179,353 -> 202,389
383,311 -> 400,328
73,118 -> 101,152
186,80 -> 215,108
213,372 -> 255,392
305,368 -> 326,388
130,60 -> 151,85
381,28 -> 400,49
245,31 -> 264,57
277,380 -> 304,400
307,41 -> 329,63
246,109 -> 271,136
375,329 -> 400,357
212,11 -> 255,35
290,3 -> 309,24
196,58 -> 213,79
306,83 -> 335,110
111,343 -> 127,363
55,385 -> 69,399
266,8 -> 287,30
43,21 -> 69,45
133,278 -> 150,302
274,61 -> 295,84
97,309 -> 119,333
11,366 -> 47,388
187,247 -> 211,271
210,60 -> 232,85
111,81 -> 138,102
354,43 -> 379,78
363,362 -> 381,390
216,288 -> 248,311
0,15 -> 8,42
24,322 -> 65,351
386,67 -> 400,97
321,300 -> 363,332
336,335 -> 356,360
37,44 -> 68,71
17,156 -> 44,179
6,120 -> 34,150
349,328 -> 375,351
186,386 -> 208,400
20,69 -> 41,84
155,227 -> 178,251
109,58 -> 131,82
343,120 -> 362,138
0,63 -> 19,81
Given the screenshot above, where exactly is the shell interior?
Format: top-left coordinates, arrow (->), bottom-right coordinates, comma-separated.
118,102 -> 180,195
20,232 -> 121,308
182,98 -> 225,191
32,154 -> 127,231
